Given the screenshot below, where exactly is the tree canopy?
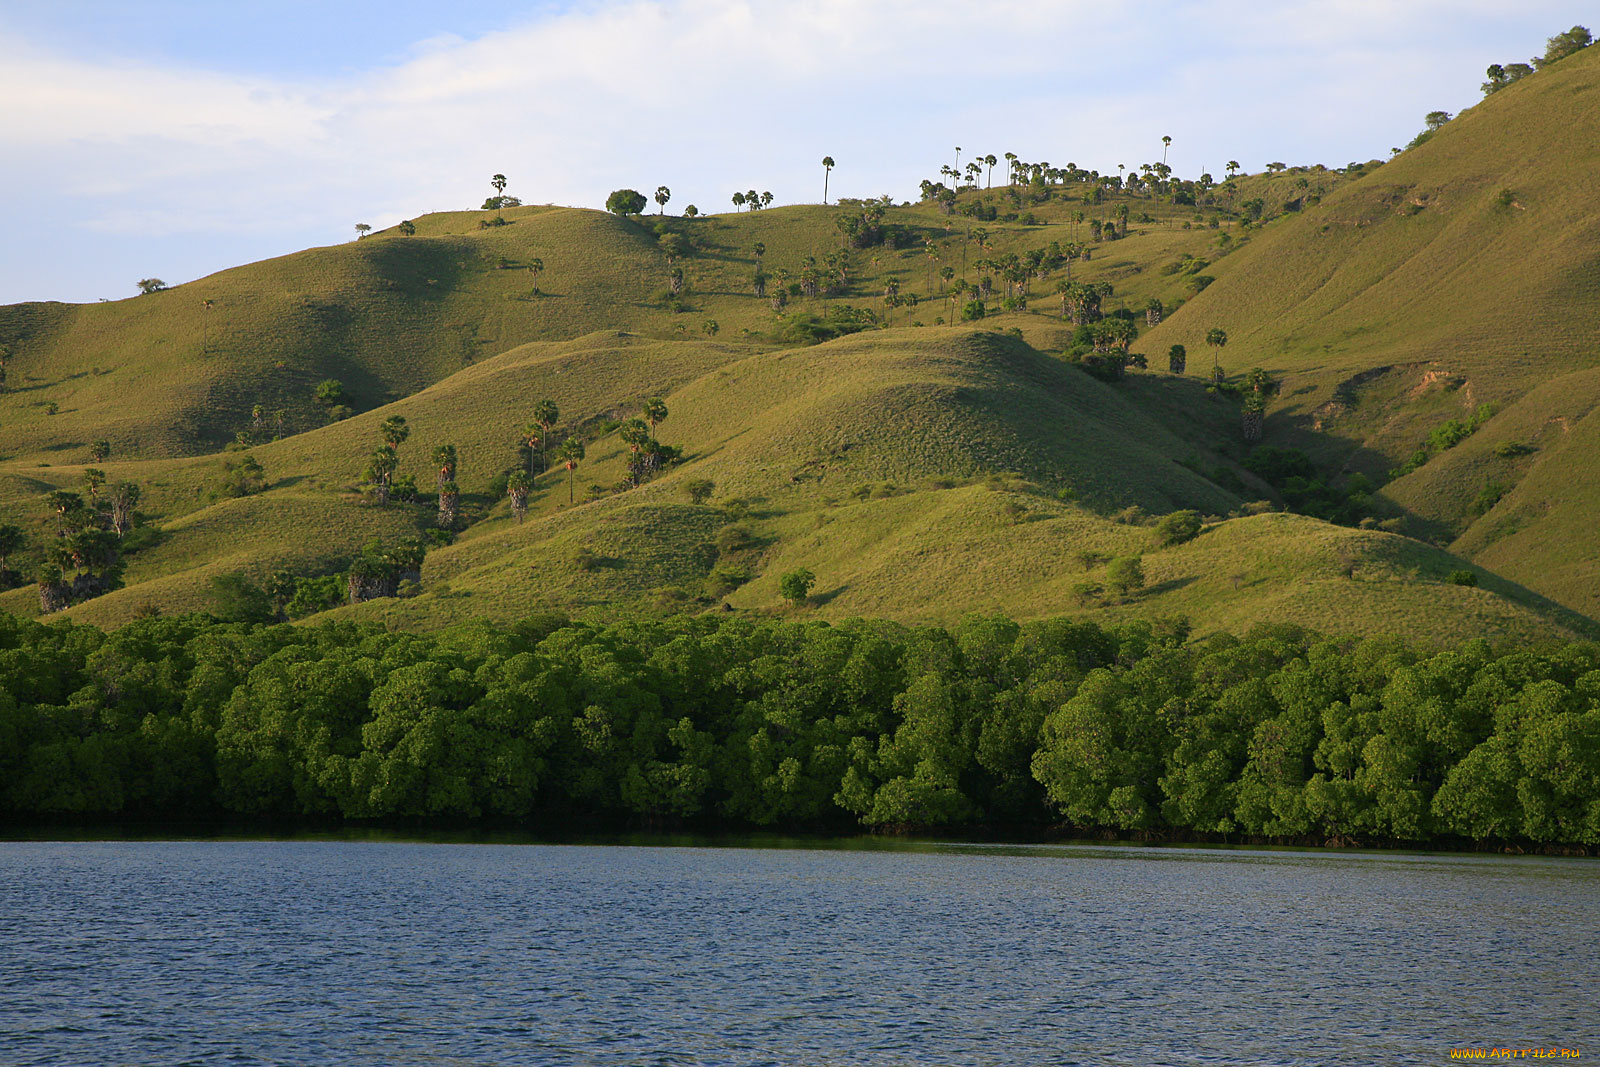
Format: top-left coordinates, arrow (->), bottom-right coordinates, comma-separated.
606,189 -> 648,217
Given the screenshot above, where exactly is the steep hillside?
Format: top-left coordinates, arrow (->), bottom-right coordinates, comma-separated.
1145,43 -> 1600,617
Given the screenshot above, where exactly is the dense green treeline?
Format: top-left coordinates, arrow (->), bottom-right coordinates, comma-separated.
1,611 -> 1598,846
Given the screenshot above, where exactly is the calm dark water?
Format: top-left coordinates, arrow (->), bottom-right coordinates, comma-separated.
1,839 -> 1595,1066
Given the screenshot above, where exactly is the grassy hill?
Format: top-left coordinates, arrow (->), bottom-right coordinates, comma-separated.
0,324 -> 1582,647
1144,42 -> 1600,618
2,40 -> 1598,644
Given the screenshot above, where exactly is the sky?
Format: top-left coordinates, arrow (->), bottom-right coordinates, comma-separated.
0,0 -> 1591,305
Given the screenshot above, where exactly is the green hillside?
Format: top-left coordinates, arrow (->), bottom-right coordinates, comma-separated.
1144,41 -> 1600,618
2,36 -> 1598,644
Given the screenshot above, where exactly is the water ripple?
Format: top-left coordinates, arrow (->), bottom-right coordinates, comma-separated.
0,841 -> 1596,1066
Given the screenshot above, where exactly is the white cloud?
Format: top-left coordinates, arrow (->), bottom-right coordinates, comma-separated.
0,0 -> 1591,301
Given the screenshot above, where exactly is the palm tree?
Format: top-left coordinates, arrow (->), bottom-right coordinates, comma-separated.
366,447 -> 398,506
46,491 -> 83,537
521,422 -> 544,473
528,257 -> 544,294
760,191 -> 773,209
822,156 -> 835,204
1168,344 -> 1187,375
530,398 -> 559,471
1205,328 -> 1229,380
984,154 -> 997,189
490,173 -> 508,222
558,437 -> 585,505
82,468 -> 106,505
1162,135 -> 1172,165
437,480 -> 459,528
89,439 -> 111,462
643,397 -> 668,437
1226,160 -> 1240,181
507,470 -> 532,522
753,241 -> 765,267
379,415 -> 409,450
732,191 -> 746,212
201,298 -> 214,354
432,444 -> 458,487
620,418 -> 650,486
655,186 -> 671,214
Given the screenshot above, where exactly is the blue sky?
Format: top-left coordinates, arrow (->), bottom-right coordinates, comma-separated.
1,1 -> 1592,304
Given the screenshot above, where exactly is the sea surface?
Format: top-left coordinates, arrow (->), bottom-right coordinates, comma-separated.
1,837 -> 1595,1065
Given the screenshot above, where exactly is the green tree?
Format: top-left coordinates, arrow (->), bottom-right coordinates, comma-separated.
606,189 -> 648,217
655,185 -> 671,214
215,454 -> 266,499
1205,328 -> 1229,379
1155,510 -> 1202,546
643,397 -> 669,437
263,570 -> 297,618
365,446 -> 398,506
1106,556 -> 1146,597
1034,664 -> 1173,829
354,223 -> 371,239
490,173 -> 508,222
46,490 -> 84,537
136,278 -> 166,295
89,439 -> 111,462
780,567 -> 815,606
683,478 -> 715,504
209,573 -> 274,623
397,219 -> 416,236
558,437 -> 586,504
315,378 -> 346,407
1535,25 -> 1592,68
532,398 -> 560,470
1168,344 -> 1187,375
82,468 -> 106,505
379,415 -> 410,450
619,418 -> 651,487
821,156 -> 835,204
432,444 -> 457,487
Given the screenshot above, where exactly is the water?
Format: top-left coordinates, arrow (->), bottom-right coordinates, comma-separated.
1,838 -> 1595,1066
